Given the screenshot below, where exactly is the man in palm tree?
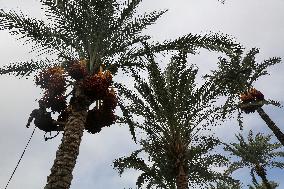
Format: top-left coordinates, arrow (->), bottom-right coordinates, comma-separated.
26,100 -> 64,132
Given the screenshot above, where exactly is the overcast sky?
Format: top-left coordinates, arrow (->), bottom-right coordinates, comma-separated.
0,0 -> 284,189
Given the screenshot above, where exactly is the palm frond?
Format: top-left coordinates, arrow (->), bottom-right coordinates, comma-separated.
113,149 -> 168,189
0,9 -> 75,57
134,32 -> 243,57
224,162 -> 245,175
113,149 -> 145,175
116,95 -> 137,142
0,58 -> 59,77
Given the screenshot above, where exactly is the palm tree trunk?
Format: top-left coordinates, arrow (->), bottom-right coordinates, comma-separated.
44,109 -> 87,189
176,165 -> 189,189
44,84 -> 89,189
257,107 -> 284,146
255,165 -> 272,189
262,179 -> 272,189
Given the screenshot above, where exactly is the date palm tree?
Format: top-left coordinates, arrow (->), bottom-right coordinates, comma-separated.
0,1 -> 242,189
223,130 -> 284,189
114,50 -> 238,189
204,48 -> 284,146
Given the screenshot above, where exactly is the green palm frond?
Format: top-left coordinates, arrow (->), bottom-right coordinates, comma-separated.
0,58 -> 59,77
249,57 -> 281,86
164,51 -> 189,100
163,51 -> 198,124
116,95 -> 138,142
113,149 -> 146,175
136,168 -> 169,189
134,32 -> 243,57
113,149 -> 169,189
129,68 -> 169,126
269,161 -> 284,169
224,161 -> 245,175
143,47 -> 178,129
115,81 -> 170,141
115,0 -> 142,25
0,9 -> 63,55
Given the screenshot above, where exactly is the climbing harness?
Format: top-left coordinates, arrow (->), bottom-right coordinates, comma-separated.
44,131 -> 60,141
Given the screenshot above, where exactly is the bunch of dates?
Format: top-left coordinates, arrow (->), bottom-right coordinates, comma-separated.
33,59 -> 117,134
239,88 -> 264,114
35,66 -> 67,112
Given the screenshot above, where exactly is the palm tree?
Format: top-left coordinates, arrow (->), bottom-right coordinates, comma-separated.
0,1 -> 243,189
114,51 -> 239,189
204,48 -> 284,146
223,130 -> 284,189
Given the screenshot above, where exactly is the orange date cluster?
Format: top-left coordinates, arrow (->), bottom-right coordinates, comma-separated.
35,66 -> 67,112
82,70 -> 116,134
239,88 -> 264,114
81,70 -> 112,101
85,93 -> 117,134
34,59 -> 117,134
67,59 -> 88,80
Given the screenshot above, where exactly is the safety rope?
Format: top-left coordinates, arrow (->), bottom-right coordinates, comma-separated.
44,131 -> 60,141
4,126 -> 36,189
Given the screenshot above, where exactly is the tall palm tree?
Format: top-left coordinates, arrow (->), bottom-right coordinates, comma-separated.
223,130 -> 284,189
114,51 -> 238,189
204,48 -> 284,146
0,1 -> 242,189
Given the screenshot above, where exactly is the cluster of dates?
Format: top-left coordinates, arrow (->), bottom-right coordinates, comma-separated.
33,59 -> 117,134
35,66 -> 67,113
239,88 -> 264,114
85,89 -> 117,134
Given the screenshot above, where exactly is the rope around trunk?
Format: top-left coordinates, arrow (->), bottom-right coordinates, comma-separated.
4,126 -> 36,189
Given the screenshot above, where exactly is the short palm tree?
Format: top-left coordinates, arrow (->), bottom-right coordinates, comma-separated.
114,50 -> 238,189
0,1 -> 242,189
204,48 -> 284,146
223,130 -> 284,189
